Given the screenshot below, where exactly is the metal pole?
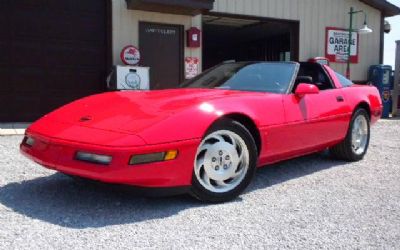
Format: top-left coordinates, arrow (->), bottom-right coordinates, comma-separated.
346,7 -> 354,79
392,40 -> 400,117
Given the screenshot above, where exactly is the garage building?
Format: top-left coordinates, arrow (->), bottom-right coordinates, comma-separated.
1,0 -> 399,122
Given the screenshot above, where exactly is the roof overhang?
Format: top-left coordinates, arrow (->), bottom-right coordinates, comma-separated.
126,0 -> 215,16
360,0 -> 400,17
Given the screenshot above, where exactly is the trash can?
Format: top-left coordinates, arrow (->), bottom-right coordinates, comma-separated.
368,65 -> 394,118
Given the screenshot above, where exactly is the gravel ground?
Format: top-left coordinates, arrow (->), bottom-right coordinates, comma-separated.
0,120 -> 399,249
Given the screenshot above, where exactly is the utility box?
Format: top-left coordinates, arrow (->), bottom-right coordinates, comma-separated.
107,65 -> 150,90
368,65 -> 393,118
186,27 -> 201,48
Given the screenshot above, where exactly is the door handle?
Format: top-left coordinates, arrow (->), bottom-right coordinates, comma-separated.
336,96 -> 344,102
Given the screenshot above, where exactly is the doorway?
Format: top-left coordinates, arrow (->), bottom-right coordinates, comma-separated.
203,14 -> 299,70
139,22 -> 184,89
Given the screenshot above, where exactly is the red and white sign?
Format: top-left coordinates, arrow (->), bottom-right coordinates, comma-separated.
325,27 -> 359,63
120,45 -> 141,65
185,57 -> 199,79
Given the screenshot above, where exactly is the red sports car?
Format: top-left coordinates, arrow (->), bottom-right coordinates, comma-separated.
20,61 -> 382,202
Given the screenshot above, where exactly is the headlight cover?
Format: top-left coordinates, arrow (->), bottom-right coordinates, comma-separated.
75,151 -> 112,165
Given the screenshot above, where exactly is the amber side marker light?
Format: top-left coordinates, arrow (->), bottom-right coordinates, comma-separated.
129,150 -> 178,165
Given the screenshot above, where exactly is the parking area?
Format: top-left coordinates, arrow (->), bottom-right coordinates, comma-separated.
0,120 -> 399,249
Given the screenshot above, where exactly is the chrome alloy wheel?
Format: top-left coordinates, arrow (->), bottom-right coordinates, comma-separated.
194,130 -> 250,193
351,115 -> 369,155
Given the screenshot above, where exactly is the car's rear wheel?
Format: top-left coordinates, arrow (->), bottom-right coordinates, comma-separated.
190,119 -> 258,203
330,108 -> 370,161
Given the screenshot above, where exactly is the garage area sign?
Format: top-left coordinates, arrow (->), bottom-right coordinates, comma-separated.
325,27 -> 359,63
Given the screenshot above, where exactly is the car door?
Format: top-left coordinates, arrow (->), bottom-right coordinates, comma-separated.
281,64 -> 351,154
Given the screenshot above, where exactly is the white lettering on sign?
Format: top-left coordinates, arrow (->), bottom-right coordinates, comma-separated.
145,28 -> 176,35
326,28 -> 359,63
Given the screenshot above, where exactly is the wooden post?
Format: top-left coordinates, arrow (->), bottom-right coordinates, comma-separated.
393,40 -> 400,117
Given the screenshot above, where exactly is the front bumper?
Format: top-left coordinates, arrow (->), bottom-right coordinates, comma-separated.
20,131 -> 200,188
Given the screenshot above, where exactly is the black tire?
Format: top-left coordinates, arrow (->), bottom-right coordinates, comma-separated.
330,108 -> 370,162
190,118 -> 258,203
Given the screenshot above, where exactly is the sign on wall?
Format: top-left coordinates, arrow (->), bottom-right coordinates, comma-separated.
325,27 -> 359,63
185,57 -> 199,79
120,45 -> 141,65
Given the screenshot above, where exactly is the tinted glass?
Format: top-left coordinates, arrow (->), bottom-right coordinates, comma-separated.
335,72 -> 353,87
182,62 -> 298,93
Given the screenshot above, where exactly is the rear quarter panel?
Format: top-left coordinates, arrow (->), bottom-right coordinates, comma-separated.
341,85 -> 382,124
325,65 -> 382,124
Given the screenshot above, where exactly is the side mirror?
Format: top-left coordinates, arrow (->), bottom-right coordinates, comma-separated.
295,83 -> 319,97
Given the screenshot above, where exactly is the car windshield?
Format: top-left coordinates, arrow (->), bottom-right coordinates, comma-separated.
181,62 -> 298,93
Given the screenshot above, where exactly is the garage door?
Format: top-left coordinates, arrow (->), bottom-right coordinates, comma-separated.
0,0 -> 109,122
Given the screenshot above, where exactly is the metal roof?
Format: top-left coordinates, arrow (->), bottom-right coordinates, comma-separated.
360,0 -> 400,17
125,0 -> 215,15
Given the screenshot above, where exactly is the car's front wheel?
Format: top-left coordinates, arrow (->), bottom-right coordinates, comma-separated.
190,119 -> 258,203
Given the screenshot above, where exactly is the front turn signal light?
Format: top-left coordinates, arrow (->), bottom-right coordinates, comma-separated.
164,150 -> 178,161
129,150 -> 178,165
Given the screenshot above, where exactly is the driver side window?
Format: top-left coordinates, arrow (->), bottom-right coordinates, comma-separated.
293,63 -> 334,92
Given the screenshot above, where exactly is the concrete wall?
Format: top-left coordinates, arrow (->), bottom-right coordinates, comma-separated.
112,0 -> 202,71
112,0 -> 382,81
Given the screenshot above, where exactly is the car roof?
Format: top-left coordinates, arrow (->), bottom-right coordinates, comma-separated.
222,61 -> 299,65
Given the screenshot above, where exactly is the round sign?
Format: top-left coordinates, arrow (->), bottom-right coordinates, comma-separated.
120,45 -> 141,65
124,72 -> 141,90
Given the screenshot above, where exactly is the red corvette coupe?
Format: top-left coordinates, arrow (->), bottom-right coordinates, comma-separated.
20,61 -> 382,202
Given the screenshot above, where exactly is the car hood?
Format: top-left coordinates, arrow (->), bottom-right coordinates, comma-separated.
41,88 -> 244,135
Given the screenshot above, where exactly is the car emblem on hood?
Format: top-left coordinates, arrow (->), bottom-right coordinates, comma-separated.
79,116 -> 92,122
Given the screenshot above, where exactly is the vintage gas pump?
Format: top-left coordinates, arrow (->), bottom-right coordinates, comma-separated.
394,40 -> 400,117
368,65 -> 394,118
107,45 -> 150,90
107,65 -> 150,90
